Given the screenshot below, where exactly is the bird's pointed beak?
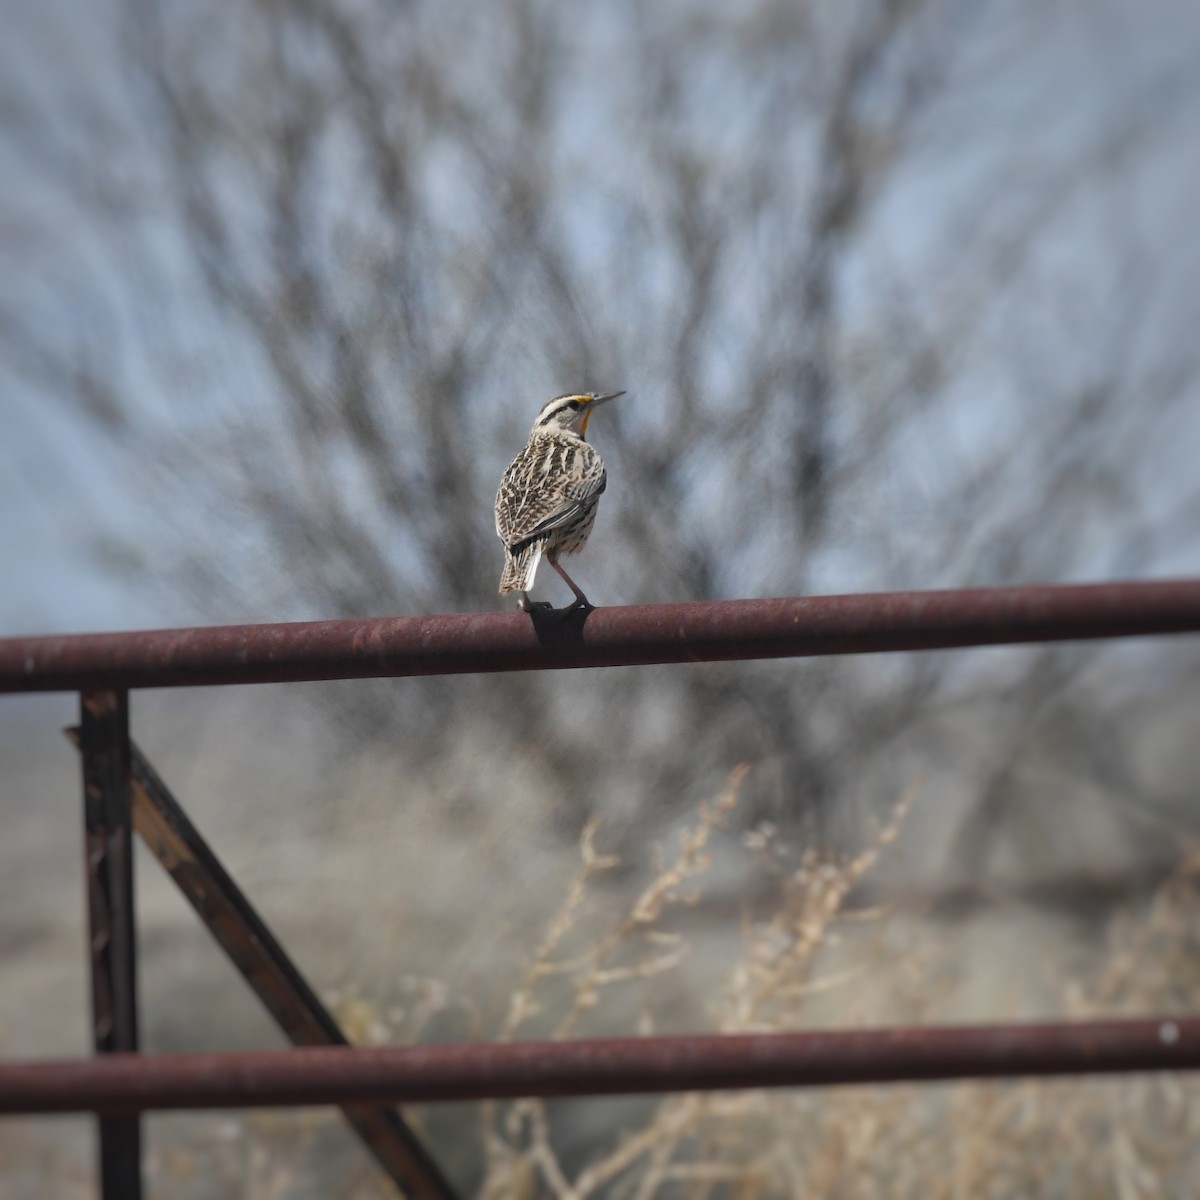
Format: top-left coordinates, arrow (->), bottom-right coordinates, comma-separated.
579,391 -> 622,438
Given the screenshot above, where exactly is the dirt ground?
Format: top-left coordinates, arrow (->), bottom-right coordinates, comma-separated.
2,687 -> 1197,1197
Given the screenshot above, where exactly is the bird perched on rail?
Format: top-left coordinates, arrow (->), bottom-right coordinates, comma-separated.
495,390 -> 625,612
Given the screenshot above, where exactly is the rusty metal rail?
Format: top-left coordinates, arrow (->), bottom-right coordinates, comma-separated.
2,1018 -> 1197,1116
4,579 -> 1200,1198
64,728 -> 455,1199
2,579 -> 1199,692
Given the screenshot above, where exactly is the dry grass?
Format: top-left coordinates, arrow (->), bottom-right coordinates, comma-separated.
13,764 -> 1197,1198
469,768 -> 1200,1199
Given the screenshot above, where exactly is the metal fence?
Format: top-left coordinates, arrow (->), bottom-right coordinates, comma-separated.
2,580 -> 1199,1199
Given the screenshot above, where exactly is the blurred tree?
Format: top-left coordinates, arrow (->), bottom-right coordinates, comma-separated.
3,0 -> 1199,880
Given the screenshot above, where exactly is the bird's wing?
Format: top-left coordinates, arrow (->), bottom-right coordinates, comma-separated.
496,442 -> 606,547
513,472 -> 607,544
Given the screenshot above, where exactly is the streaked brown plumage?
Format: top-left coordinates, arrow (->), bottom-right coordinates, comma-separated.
495,391 -> 624,611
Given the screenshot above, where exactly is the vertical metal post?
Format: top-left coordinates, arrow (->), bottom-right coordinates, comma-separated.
81,690 -> 142,1200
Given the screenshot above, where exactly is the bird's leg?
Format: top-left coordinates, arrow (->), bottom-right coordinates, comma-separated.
518,591 -> 553,613
548,553 -> 593,611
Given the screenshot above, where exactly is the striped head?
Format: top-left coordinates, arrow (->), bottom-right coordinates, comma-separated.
532,391 -> 625,439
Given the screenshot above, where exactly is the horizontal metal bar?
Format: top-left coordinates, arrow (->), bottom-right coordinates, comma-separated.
2,580 -> 1199,693
1,1018 -> 1196,1115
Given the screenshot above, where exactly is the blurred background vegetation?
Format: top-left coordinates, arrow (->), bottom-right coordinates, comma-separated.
2,0 -> 1199,1194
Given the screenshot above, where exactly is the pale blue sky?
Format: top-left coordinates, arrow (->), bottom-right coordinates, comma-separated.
3,0 -> 1200,636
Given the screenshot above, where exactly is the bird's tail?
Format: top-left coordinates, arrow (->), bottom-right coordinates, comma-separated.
499,542 -> 543,595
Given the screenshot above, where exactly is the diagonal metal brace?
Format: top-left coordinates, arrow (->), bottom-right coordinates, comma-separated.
68,728 -> 456,1200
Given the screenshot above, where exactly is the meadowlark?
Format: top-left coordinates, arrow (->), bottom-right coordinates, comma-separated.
495,391 -> 625,612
